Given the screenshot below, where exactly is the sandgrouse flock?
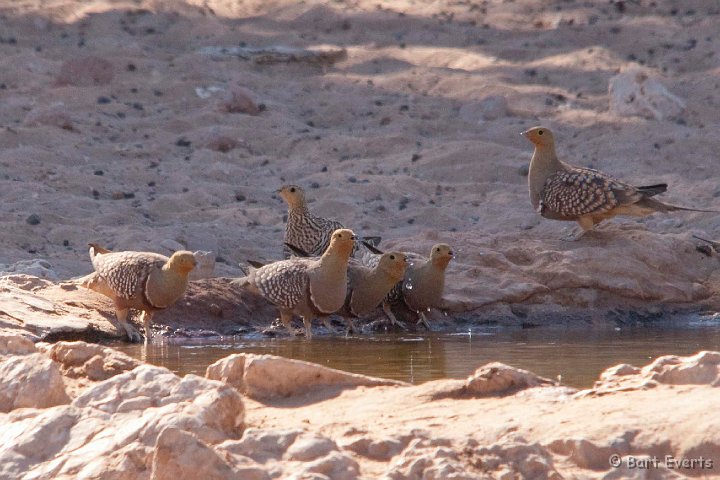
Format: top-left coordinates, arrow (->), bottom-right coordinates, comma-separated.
75,126 -> 716,342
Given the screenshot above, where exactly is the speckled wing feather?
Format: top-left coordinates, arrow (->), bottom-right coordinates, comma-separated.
252,259 -> 310,309
91,252 -> 167,299
285,212 -> 345,257
360,252 -> 380,269
540,167 -> 641,218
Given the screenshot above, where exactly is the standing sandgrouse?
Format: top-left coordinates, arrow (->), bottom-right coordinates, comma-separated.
79,245 -> 197,342
234,228 -> 356,338
363,243 -> 454,329
338,252 -> 408,333
522,126 -> 715,240
278,185 -> 379,258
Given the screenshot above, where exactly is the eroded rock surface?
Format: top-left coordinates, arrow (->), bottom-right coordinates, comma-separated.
0,337 -> 718,479
206,353 -> 407,400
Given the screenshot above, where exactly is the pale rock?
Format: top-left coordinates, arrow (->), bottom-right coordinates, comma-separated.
465,362 -> 554,397
206,353 -> 406,399
190,250 -> 216,280
195,85 -> 225,99
0,355 -> 248,479
472,441 -> 561,479
602,459 -> 680,479
608,67 -> 685,120
297,451 -> 360,480
41,341 -> 141,381
582,351 -> 720,395
150,427 -> 268,480
643,350 -> 720,385
385,438 -> 471,480
342,435 -> 408,461
285,434 -> 339,462
73,365 -> 244,442
548,438 -> 615,470
0,333 -> 36,356
0,353 -> 70,411
0,405 -> 82,478
0,259 -> 59,280
219,428 -> 303,463
160,239 -> 186,253
599,363 -> 640,381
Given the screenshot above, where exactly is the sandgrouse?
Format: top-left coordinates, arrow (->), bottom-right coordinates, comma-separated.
79,244 -> 197,342
363,243 -> 454,329
278,184 -> 379,258
234,228 -> 356,338
522,126 -> 715,240
339,252 -> 408,334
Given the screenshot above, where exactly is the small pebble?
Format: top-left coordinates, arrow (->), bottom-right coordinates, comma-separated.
26,214 -> 41,225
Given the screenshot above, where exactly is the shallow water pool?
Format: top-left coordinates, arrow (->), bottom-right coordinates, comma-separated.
111,320 -> 720,388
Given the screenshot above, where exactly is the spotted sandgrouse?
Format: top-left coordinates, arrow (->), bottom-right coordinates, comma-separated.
522,126 -> 715,240
234,229 -> 356,338
79,245 -> 196,342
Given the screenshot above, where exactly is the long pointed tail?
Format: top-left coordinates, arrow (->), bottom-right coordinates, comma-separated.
636,183 -> 668,197
361,240 -> 384,255
284,242 -> 312,258
638,197 -> 720,214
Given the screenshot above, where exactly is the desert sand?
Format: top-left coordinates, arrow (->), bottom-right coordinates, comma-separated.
1,0 -> 720,339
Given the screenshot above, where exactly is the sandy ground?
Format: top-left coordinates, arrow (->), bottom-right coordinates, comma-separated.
2,4 -> 720,478
2,1 -> 720,337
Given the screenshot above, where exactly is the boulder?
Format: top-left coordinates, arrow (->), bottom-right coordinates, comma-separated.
608,67 -> 685,120
0,353 -> 70,411
206,353 -> 406,399
0,362 -> 247,479
0,333 -> 36,356
40,341 -> 141,381
584,350 -> 720,396
150,427 -> 269,480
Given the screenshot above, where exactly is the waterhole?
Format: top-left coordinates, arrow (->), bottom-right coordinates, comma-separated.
111,320 -> 720,388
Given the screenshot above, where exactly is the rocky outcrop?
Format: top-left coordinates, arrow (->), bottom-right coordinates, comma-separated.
580,350 -> 720,396
39,341 -> 142,382
608,67 -> 685,121
206,353 -> 407,400
0,353 -> 70,411
5,228 -> 720,344
0,337 -> 246,479
0,336 -> 719,479
415,362 -> 566,401
0,274 -> 277,341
